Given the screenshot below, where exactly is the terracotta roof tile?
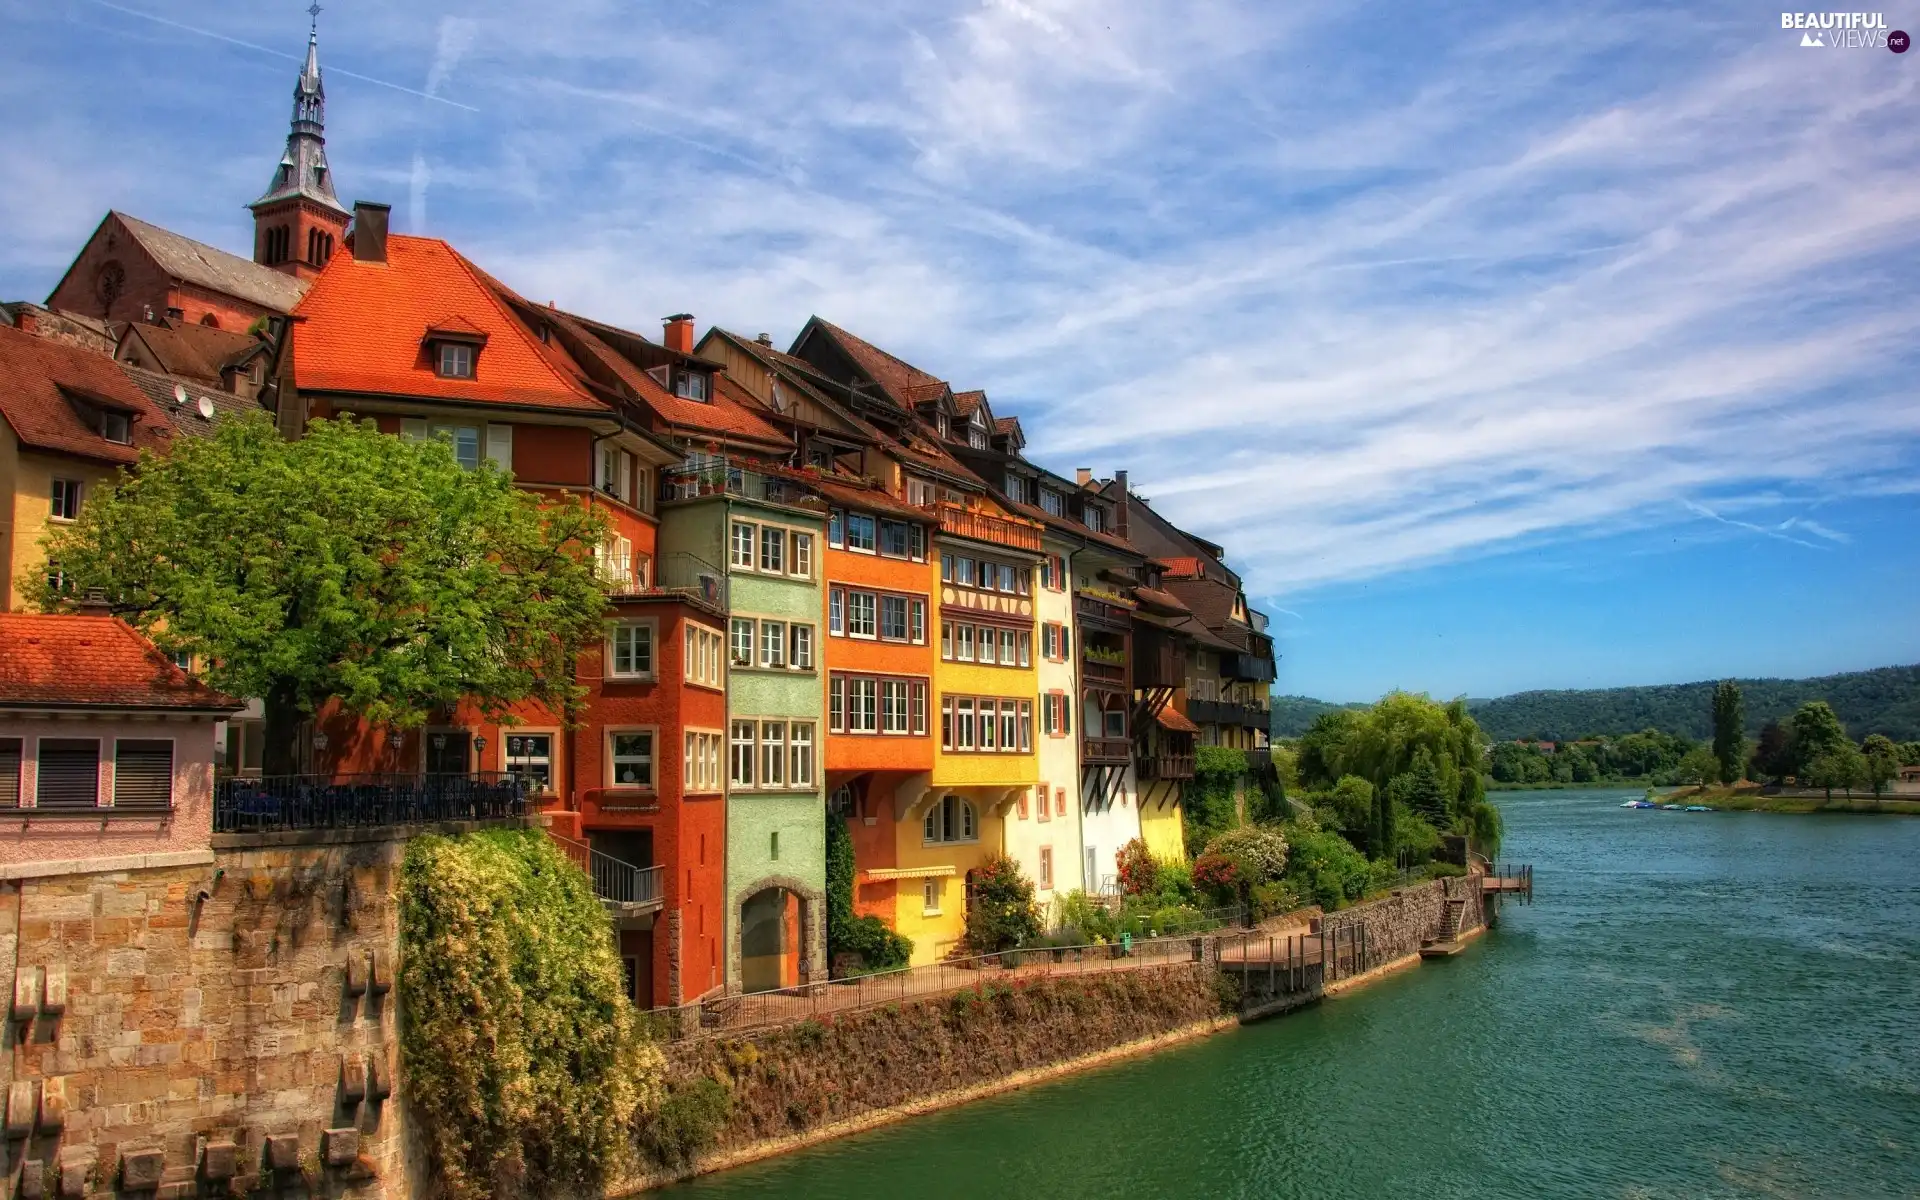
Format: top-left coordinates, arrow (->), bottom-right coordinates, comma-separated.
117,363 -> 262,439
120,321 -> 262,383
0,325 -> 169,465
0,615 -> 241,711
1155,706 -> 1201,734
993,416 -> 1020,436
805,319 -> 946,411
291,236 -> 607,412
1157,556 -> 1205,580
951,389 -> 985,418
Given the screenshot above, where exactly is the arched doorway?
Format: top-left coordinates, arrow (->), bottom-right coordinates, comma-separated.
739,885 -> 802,994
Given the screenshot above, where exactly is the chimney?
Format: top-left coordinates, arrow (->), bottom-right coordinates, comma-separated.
351,201 -> 390,264
1076,468 -> 1093,488
756,332 -> 773,347
1114,469 -> 1130,539
664,313 -> 695,355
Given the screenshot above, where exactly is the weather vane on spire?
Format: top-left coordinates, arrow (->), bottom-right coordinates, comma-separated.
308,3 -> 322,31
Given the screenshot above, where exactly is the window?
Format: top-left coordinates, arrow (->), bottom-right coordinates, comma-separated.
101,410 -> 132,445
907,478 -> 935,507
940,554 -> 954,583
112,739 -> 173,808
829,510 -> 844,548
730,522 -> 756,568
909,525 -> 927,561
730,721 -> 755,787
760,620 -> 786,668
610,731 -> 654,788
1039,846 -> 1053,888
1037,783 -> 1051,823
432,421 -> 481,470
1085,505 -> 1105,533
1001,628 -> 1019,666
597,535 -> 634,588
847,592 -> 877,639
1042,693 -> 1064,737
674,369 -> 710,401
759,526 -> 785,574
504,733 -> 553,792
36,739 -> 99,809
845,513 -> 876,552
978,628 -> 997,665
940,622 -> 952,659
684,730 -> 722,792
50,479 -> 81,522
881,681 -> 909,734
910,599 -> 927,644
924,795 -> 977,844
1043,554 -> 1066,591
791,532 -> 813,578
608,622 -> 654,678
953,556 -> 976,587
0,739 -> 19,808
437,343 -> 474,379
1042,624 -> 1060,660
1017,790 -> 1030,820
941,697 -> 954,750
684,624 -> 724,688
999,703 -> 1017,752
830,676 -> 846,732
849,678 -> 878,733
789,724 -> 813,788
881,596 -> 909,641
998,564 -> 1016,593
1019,701 -> 1034,751
923,877 -> 943,915
1104,707 -> 1126,739
1004,473 -> 1029,505
770,831 -> 780,860
760,722 -> 785,787
956,699 -> 976,750
597,445 -> 633,501
791,623 -> 813,670
880,520 -> 911,558
954,624 -> 974,662
910,682 -> 928,735
1040,488 -> 1065,517
979,700 -> 998,750
729,618 -> 754,667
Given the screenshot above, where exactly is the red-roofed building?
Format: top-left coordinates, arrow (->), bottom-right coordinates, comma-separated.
0,614 -> 241,871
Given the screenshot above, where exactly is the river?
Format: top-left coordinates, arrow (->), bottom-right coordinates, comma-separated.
665,789 -> 1920,1198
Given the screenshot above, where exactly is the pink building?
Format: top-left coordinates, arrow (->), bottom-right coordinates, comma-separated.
0,615 -> 241,871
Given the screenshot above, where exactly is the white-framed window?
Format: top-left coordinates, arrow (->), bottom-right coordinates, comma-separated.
1038,846 -> 1053,889
684,624 -> 724,688
881,595 -> 909,641
1036,783 -> 1051,824
910,599 -> 926,644
1040,488 -> 1065,517
981,700 -> 999,750
955,624 -> 974,662
789,724 -> 813,788
760,526 -> 785,574
790,532 -> 813,578
730,522 -> 756,569
597,445 -> 634,502
607,621 -> 654,678
847,592 -> 877,639
880,520 -> 911,558
791,623 -> 814,670
845,513 -> 876,552
956,699 -> 976,750
828,587 -> 845,635
729,618 -> 754,667
437,342 -> 474,379
978,627 -> 997,665
1085,505 -> 1105,533
828,509 -> 845,548
941,697 -> 954,750
674,368 -> 710,401
923,795 -> 977,844
760,722 -> 786,787
907,478 -> 935,507
881,681 -> 909,734
50,479 -> 82,522
940,622 -> 952,659
684,729 -> 722,793
730,720 -> 755,787
596,535 -> 634,588
830,676 -> 846,732
608,729 -> 655,789
910,682 -> 928,735
923,877 -> 943,915
1002,628 -> 1019,666
504,733 -> 554,792
909,524 -> 927,561
760,620 -> 787,669
1015,702 -> 1031,752
850,678 -> 879,733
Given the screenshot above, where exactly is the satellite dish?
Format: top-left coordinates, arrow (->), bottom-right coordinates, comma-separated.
172,384 -> 188,406
196,397 -> 215,420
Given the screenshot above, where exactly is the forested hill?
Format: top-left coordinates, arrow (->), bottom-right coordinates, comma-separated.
1469,665 -> 1920,742
1272,665 -> 1920,742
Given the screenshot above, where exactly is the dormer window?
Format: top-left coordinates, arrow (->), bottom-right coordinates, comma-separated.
101,411 -> 132,445
1039,488 -> 1065,517
1084,505 -> 1105,534
425,320 -> 489,381
967,412 -> 988,450
674,369 -> 710,402
438,343 -> 474,379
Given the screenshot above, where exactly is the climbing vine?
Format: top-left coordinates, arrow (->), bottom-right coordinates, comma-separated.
399,828 -> 663,1200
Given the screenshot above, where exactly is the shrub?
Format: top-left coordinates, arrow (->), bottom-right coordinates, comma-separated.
1204,825 -> 1289,883
638,1078 -> 733,1167
963,856 -> 1041,953
1281,822 -> 1375,911
825,812 -> 910,974
1393,805 -> 1443,865
399,829 -> 662,1200
1054,890 -> 1118,942
1190,852 -> 1241,900
1115,838 -> 1159,896
837,915 -> 912,974
1250,880 -> 1301,920
1152,857 -> 1200,905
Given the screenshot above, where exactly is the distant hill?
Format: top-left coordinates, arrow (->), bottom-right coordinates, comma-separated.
1272,665 -> 1920,743
1269,695 -> 1371,738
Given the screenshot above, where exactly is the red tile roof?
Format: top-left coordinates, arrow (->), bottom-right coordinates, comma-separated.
291,236 -> 607,411
1155,706 -> 1201,734
120,320 -> 262,383
804,319 -> 946,412
1157,556 -> 1205,580
951,389 -> 985,418
0,615 -> 241,712
0,325 -> 170,465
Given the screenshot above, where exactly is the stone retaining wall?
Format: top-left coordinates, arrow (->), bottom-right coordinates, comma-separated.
1322,873 -> 1486,963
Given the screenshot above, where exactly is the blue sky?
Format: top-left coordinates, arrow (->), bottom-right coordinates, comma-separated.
2,0 -> 1916,702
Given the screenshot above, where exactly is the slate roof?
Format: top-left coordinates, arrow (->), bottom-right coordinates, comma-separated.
801,318 -> 945,412
0,615 -> 241,712
114,213 -> 310,315
0,325 -> 169,465
121,320 -> 262,383
291,236 -> 606,411
117,363 -> 262,440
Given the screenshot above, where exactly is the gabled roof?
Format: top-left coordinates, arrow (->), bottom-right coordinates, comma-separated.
118,320 -> 263,383
952,389 -> 986,419
0,615 -> 241,712
0,325 -> 170,465
117,363 -> 262,440
291,236 -> 607,412
793,317 -> 947,413
702,328 -> 885,443
109,213 -> 310,314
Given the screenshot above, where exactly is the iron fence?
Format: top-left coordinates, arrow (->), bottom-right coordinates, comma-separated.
214,772 -> 529,834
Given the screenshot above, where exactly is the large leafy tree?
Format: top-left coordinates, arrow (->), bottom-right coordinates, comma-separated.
1788,701 -> 1851,776
1861,734 -> 1900,797
1711,680 -> 1746,784
30,414 -> 610,775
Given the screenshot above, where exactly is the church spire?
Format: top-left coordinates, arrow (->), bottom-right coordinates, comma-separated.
250,7 -> 347,219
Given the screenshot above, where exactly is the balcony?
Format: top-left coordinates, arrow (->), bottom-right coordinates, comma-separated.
1226,652 -> 1277,683
663,463 -> 823,511
920,500 -> 1043,552
1185,699 -> 1270,729
1132,631 -> 1187,691
1138,754 -> 1195,781
1082,736 -> 1131,766
1081,645 -> 1129,687
1074,594 -> 1133,630
609,552 -> 727,613
553,835 -> 665,913
215,773 -> 529,834
1245,749 -> 1277,778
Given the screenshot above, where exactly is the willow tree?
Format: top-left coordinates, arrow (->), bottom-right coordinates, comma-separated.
30,413 -> 609,775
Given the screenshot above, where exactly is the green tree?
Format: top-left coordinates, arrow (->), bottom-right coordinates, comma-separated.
1861,734 -> 1900,797
1789,701 -> 1851,777
1296,708 -> 1365,788
1803,744 -> 1865,800
1676,745 -> 1720,788
1750,720 -> 1794,782
30,415 -> 609,776
825,814 -> 910,974
1711,680 -> 1746,785
962,856 -> 1041,953
1405,746 -> 1449,823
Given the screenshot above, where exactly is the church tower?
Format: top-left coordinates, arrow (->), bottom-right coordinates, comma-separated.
250,10 -> 351,279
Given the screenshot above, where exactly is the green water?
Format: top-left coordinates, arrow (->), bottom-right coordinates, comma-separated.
667,790 -> 1920,1198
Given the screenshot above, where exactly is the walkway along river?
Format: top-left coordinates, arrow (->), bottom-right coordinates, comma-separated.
664,788 -> 1920,1199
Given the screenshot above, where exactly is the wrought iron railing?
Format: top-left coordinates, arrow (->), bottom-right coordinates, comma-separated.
608,551 -> 727,611
662,463 -> 822,510
214,773 -> 528,834
549,834 -> 665,907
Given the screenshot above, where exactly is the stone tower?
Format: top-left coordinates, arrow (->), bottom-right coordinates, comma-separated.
249,13 -> 351,279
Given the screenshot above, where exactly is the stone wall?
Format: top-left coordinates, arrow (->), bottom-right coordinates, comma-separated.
0,823 -> 449,1199
1321,872 -> 1486,966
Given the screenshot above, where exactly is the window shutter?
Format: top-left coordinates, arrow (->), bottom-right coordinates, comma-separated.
485,423 -> 513,469
0,739 -> 19,808
36,739 -> 99,808
113,740 -> 174,808
400,418 -> 429,442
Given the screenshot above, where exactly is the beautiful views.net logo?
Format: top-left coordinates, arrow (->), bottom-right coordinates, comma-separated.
1780,12 -> 1909,50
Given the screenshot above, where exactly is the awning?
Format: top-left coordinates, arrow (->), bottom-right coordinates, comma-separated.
1154,706 -> 1201,734
863,865 -> 957,881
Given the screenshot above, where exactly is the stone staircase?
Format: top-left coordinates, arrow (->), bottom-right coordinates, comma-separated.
1420,899 -> 1469,958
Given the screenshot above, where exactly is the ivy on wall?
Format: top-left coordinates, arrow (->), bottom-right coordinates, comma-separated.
399,828 -> 664,1199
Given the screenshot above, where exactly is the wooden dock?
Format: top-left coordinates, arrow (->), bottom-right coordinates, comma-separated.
1481,863 -> 1533,903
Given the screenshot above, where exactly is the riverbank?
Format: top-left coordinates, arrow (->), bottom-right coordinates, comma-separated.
1666,783 -> 1920,814
1488,778 -> 1653,791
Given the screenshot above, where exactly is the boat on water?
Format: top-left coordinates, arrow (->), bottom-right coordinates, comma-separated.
1685,804 -> 1714,812
1661,803 -> 1684,810
1623,799 -> 1656,809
